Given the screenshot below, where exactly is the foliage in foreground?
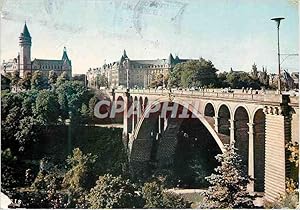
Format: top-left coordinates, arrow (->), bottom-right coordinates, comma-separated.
200,143 -> 255,209
142,180 -> 191,208
87,174 -> 143,208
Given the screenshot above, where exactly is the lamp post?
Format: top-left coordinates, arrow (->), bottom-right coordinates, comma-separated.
271,17 -> 285,94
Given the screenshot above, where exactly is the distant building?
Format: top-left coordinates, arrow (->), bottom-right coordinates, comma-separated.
73,74 -> 87,86
1,23 -> 72,78
87,50 -> 192,89
251,63 -> 269,86
291,72 -> 299,89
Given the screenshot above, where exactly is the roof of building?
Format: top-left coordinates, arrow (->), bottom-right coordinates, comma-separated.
32,59 -> 64,64
21,23 -> 31,38
130,59 -> 169,66
62,47 -> 70,61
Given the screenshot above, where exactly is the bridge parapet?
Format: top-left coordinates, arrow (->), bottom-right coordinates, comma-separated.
113,89 -> 298,105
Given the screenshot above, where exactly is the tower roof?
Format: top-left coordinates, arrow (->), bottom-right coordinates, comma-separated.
62,47 -> 70,61
168,53 -> 174,64
21,22 -> 31,38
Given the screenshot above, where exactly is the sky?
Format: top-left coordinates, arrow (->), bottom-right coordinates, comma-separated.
0,0 -> 298,74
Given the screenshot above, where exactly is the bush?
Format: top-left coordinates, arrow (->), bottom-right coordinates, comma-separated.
62,148 -> 97,190
142,181 -> 191,208
87,174 -> 143,208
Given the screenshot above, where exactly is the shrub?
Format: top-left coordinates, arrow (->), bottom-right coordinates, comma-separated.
62,148 -> 97,190
87,174 -> 143,208
142,181 -> 191,208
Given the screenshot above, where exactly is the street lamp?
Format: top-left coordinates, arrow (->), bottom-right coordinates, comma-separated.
271,17 -> 285,94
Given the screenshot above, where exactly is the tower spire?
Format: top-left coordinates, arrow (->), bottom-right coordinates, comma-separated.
62,46 -> 69,61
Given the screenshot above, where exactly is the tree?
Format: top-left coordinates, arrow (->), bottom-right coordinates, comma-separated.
34,90 -> 60,125
169,59 -> 218,88
1,148 -> 19,193
88,96 -> 98,119
62,148 -> 98,190
19,72 -> 32,90
87,174 -> 143,208
225,71 -> 260,89
200,143 -> 255,209
31,70 -> 48,90
142,181 -> 191,208
1,91 -> 41,153
56,71 -> 69,86
11,70 -> 21,87
55,81 -> 92,122
251,63 -> 258,80
96,74 -> 108,88
48,70 -> 58,88
150,73 -> 168,88
217,71 -> 229,87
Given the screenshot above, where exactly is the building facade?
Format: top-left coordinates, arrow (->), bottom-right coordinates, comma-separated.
1,23 -> 72,78
87,50 -> 191,89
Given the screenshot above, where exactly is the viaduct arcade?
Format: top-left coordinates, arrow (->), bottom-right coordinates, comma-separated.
108,89 -> 299,202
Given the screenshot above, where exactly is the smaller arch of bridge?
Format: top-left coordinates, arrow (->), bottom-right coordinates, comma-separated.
116,95 -> 124,102
217,102 -> 233,120
139,96 -> 143,112
134,97 -> 226,152
251,105 -> 265,124
129,96 -> 133,103
143,97 -> 149,111
203,101 -> 216,117
233,104 -> 251,123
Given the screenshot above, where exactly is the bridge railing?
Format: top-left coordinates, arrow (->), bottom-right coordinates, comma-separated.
111,88 -> 298,104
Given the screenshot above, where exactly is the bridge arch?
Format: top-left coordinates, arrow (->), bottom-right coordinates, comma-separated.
233,104 -> 251,122
129,96 -> 225,183
132,97 -> 225,153
253,108 -> 266,192
143,97 -> 149,111
234,106 -> 250,171
204,102 -> 216,117
217,104 -> 231,136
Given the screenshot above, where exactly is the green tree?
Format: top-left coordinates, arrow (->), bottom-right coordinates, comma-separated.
225,71 -> 260,89
31,70 -> 48,90
217,71 -> 229,87
200,143 -> 255,208
19,72 -> 32,90
1,91 -> 40,152
34,90 -> 60,125
96,74 -> 108,88
56,71 -> 69,86
11,70 -> 21,87
48,70 -> 58,88
169,59 -> 218,88
142,181 -> 190,208
55,81 -> 92,122
88,96 -> 98,119
87,174 -> 143,208
62,148 -> 98,190
1,148 -> 19,192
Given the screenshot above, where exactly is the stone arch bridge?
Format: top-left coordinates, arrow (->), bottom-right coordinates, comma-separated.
107,89 -> 299,202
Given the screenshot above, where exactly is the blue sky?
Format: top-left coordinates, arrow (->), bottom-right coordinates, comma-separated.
1,0 -> 298,74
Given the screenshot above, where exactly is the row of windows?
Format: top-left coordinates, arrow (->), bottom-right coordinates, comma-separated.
40,64 -> 63,70
131,64 -> 170,68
